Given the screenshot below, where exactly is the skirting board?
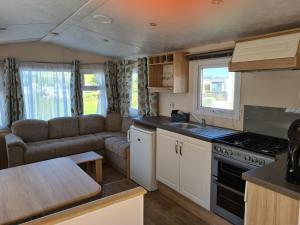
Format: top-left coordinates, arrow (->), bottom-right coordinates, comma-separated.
157,182 -> 233,225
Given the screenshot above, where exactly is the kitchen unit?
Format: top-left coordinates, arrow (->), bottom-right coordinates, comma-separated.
156,128 -> 212,210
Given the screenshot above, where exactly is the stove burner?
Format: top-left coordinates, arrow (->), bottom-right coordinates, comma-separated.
216,132 -> 288,157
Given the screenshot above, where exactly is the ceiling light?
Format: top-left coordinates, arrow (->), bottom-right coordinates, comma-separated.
103,39 -> 109,42
0,27 -> 7,31
51,32 -> 59,36
211,0 -> 223,4
93,14 -> 113,24
149,22 -> 157,27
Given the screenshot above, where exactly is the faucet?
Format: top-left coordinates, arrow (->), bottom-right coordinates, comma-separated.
191,113 -> 206,128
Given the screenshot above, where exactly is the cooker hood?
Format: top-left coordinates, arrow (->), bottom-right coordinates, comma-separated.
229,29 -> 300,72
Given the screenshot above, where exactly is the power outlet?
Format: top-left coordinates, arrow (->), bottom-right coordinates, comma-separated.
169,102 -> 175,109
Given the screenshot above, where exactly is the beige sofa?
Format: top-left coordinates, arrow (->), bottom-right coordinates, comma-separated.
5,113 -> 133,176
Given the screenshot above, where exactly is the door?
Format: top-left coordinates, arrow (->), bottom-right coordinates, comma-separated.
156,131 -> 180,192
179,139 -> 212,210
130,127 -> 155,190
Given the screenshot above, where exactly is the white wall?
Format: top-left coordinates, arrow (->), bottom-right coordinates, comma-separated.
0,42 -> 111,63
159,42 -> 300,131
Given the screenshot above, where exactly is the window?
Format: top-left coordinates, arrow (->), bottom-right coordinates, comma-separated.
20,63 -> 72,121
81,66 -> 107,116
192,58 -> 241,119
0,65 -> 7,128
130,68 -> 138,116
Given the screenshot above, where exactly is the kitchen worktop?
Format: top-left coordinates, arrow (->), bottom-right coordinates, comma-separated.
243,154 -> 300,200
133,116 -> 239,142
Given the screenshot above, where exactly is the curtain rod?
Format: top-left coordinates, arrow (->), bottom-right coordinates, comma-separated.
0,59 -> 104,65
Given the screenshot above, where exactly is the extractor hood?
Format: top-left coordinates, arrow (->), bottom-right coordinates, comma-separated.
229,29 -> 300,71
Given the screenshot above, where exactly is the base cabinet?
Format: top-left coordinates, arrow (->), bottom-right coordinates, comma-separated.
245,182 -> 300,225
156,129 -> 212,210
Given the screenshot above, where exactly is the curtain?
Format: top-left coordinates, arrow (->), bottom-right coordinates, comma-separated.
104,61 -> 119,113
70,60 -> 83,116
104,60 -> 134,117
0,63 -> 7,128
3,58 -> 24,126
138,57 -> 158,116
20,63 -> 71,120
117,61 -> 134,117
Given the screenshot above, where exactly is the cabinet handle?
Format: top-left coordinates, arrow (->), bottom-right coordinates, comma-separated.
175,140 -> 178,154
179,142 -> 183,156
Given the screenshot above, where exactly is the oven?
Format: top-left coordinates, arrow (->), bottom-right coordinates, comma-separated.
211,148 -> 258,225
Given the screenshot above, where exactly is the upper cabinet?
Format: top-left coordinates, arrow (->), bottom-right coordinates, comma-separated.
148,52 -> 188,93
230,29 -> 300,72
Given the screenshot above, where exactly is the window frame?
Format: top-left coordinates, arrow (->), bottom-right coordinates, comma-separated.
129,67 -> 139,116
192,57 -> 241,120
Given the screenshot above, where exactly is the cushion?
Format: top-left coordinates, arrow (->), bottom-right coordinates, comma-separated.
48,117 -> 79,139
25,140 -> 57,163
12,119 -> 48,142
105,112 -> 122,132
54,135 -> 105,157
121,117 -> 134,133
79,114 -> 105,135
93,132 -> 125,140
105,136 -> 129,158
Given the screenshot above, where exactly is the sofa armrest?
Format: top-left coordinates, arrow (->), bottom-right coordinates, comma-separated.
5,134 -> 26,167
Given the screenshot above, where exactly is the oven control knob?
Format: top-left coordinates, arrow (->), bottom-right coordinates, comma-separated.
251,157 -> 257,163
228,150 -> 233,156
259,159 -> 265,165
244,155 -> 251,161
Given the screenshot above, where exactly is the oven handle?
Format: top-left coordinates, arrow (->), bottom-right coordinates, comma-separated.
213,154 -> 257,170
212,179 -> 245,197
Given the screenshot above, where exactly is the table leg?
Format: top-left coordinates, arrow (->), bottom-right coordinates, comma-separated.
95,159 -> 102,183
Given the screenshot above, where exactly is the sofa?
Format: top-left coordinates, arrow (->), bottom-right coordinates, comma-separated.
5,113 -> 133,176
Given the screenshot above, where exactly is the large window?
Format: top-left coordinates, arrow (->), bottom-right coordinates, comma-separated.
20,63 -> 72,121
81,66 -> 107,116
0,65 -> 7,128
192,58 -> 241,119
130,68 -> 138,116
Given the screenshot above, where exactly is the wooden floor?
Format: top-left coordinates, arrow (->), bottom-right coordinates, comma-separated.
101,164 -> 209,225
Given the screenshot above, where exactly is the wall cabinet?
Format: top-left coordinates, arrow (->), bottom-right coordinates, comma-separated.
156,129 -> 212,210
148,52 -> 188,93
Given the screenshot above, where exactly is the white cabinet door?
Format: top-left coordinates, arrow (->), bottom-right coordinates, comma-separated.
179,139 -> 212,210
156,131 -> 180,192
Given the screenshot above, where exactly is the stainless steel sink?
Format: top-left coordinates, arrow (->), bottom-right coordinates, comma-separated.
167,122 -> 203,130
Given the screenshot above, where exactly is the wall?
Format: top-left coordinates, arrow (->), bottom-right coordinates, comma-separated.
159,42 -> 300,131
0,42 -> 111,63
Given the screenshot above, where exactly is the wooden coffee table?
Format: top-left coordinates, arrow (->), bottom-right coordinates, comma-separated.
68,151 -> 103,183
0,158 -> 101,225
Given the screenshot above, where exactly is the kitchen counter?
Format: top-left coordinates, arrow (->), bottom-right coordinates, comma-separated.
243,154 -> 300,200
133,116 -> 239,142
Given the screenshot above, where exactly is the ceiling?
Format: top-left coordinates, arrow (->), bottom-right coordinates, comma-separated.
0,0 -> 300,58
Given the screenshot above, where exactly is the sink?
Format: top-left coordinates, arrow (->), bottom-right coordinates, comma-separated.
167,122 -> 203,130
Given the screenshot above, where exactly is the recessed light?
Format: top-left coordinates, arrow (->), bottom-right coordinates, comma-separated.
149,22 -> 157,27
93,14 -> 113,24
103,39 -> 109,42
211,0 -> 223,4
0,27 -> 7,31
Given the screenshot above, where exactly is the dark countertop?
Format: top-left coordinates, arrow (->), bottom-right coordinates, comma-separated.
243,154 -> 300,200
132,116 -> 239,142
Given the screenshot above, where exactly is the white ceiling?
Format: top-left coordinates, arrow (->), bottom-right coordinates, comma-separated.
0,0 -> 300,58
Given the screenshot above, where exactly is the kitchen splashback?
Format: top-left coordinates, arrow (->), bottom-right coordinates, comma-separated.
244,105 -> 300,139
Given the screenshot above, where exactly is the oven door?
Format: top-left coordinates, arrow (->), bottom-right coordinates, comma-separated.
211,154 -> 257,225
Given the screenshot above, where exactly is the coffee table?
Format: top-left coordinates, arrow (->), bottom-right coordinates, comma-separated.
0,158 -> 101,225
68,151 -> 103,183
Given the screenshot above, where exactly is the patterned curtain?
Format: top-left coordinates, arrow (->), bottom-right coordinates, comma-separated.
3,58 -> 24,126
70,60 -> 83,116
138,58 -> 158,116
105,60 -> 134,116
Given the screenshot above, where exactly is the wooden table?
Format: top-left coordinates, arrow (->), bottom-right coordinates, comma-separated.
0,158 -> 101,225
68,151 -> 103,183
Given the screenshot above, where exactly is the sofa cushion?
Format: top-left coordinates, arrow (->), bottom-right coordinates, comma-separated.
48,117 -> 79,139
121,117 -> 134,133
12,119 -> 48,142
25,140 -> 57,163
79,114 -> 105,135
105,112 -> 122,132
93,132 -> 125,140
54,135 -> 105,157
105,136 -> 129,158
